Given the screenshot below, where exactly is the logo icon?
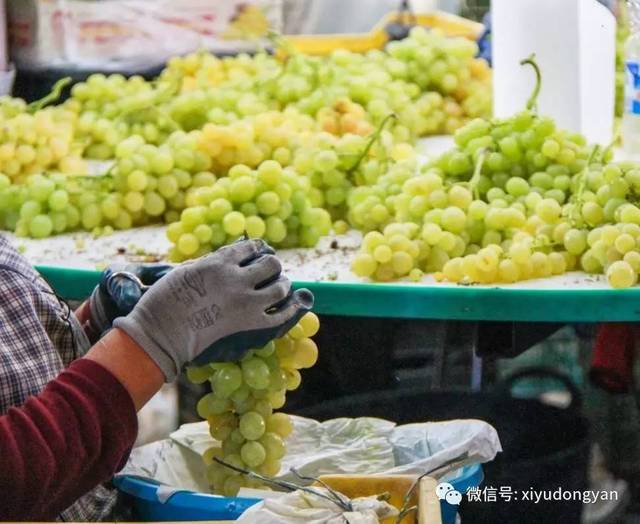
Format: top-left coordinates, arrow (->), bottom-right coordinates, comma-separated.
436,482 -> 462,505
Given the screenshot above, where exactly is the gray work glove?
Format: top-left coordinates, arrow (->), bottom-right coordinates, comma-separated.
86,264 -> 172,343
113,239 -> 314,382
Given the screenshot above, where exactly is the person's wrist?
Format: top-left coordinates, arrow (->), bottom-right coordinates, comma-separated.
84,328 -> 165,410
113,313 -> 180,383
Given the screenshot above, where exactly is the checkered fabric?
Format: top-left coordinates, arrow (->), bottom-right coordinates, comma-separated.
0,235 -> 118,521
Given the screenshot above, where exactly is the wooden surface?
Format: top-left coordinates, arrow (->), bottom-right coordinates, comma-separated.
419,477 -> 443,524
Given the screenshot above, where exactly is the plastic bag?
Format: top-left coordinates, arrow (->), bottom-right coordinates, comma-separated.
235,488 -> 398,524
120,415 -> 501,498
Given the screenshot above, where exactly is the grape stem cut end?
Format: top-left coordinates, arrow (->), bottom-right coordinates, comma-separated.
519,53 -> 542,112
28,77 -> 72,113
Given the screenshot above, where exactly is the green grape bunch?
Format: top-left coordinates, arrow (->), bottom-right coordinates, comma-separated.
166,160 -> 332,261
187,312 -> 320,497
351,54 -> 640,289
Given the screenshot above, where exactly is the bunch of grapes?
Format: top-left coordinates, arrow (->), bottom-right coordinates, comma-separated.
439,237 -> 574,285
0,105 -> 85,181
187,312 -> 320,497
163,52 -> 288,132
316,98 -> 374,137
160,29 -> 491,140
352,223 -> 430,281
346,158 -> 418,232
69,73 -> 181,157
166,160 -> 332,262
162,52 -> 227,91
163,51 -> 281,93
350,113 -> 593,282
386,27 -> 486,94
0,172 -> 114,238
292,132 -> 366,218
108,131 -> 215,228
196,110 -> 316,173
351,55 -> 640,289
581,222 -> 640,289
292,115 -> 416,221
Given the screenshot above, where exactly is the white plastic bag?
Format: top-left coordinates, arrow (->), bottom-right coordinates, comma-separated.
235,488 -> 398,524
120,415 -> 501,499
277,417 -> 397,481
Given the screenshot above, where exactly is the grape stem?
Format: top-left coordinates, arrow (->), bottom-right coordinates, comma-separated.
570,144 -> 601,226
28,77 -> 72,112
601,132 -> 619,164
467,149 -> 488,200
212,457 -> 354,512
115,78 -> 181,130
347,113 -> 397,175
519,54 -> 542,112
117,105 -> 180,132
396,506 -> 417,522
289,468 -> 353,510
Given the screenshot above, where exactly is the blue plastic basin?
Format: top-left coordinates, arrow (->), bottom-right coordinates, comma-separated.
113,476 -> 261,521
441,464 -> 484,524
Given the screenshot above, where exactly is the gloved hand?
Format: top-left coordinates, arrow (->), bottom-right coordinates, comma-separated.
86,264 -> 172,342
113,239 -> 313,382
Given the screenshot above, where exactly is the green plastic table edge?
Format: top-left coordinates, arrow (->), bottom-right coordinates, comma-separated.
35,264 -> 640,322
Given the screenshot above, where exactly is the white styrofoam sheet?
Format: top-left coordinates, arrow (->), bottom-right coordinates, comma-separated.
6,225 -> 612,290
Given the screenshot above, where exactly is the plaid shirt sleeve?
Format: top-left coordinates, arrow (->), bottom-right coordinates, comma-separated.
0,235 -> 119,521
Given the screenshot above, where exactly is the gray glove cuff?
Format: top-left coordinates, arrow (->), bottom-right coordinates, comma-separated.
114,315 -> 179,383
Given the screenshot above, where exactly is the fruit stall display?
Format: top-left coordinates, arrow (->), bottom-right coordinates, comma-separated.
2,13 -> 636,513
3,25 -> 640,291
1,28 -> 490,259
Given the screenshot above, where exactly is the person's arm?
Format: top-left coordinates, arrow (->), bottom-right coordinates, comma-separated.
0,329 -> 153,520
85,328 -> 163,410
1,239 -> 312,520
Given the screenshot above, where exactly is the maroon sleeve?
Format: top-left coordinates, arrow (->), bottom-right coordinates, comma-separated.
0,358 -> 138,521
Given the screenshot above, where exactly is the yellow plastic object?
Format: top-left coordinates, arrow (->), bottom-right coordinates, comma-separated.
392,12 -> 485,39
284,10 -> 484,56
283,31 -> 388,56
315,474 -> 421,523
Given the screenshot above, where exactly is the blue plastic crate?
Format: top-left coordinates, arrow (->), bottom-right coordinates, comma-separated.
115,464 -> 483,523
